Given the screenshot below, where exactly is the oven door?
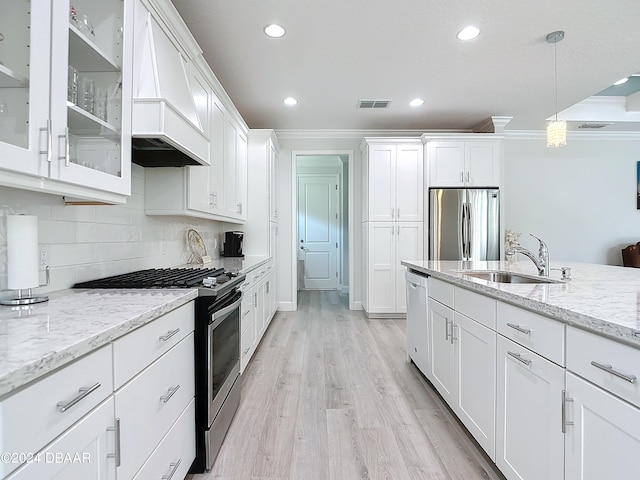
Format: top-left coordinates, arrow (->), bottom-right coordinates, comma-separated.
207,290 -> 242,426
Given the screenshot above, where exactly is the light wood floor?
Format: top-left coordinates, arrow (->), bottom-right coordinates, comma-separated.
189,290 -> 503,480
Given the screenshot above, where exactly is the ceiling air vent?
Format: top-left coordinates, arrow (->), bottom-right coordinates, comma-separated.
357,99 -> 391,109
577,123 -> 613,129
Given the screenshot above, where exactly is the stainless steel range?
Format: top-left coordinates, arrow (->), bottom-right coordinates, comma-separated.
74,266 -> 245,472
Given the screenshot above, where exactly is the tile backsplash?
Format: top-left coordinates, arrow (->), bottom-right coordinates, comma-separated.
0,165 -> 223,296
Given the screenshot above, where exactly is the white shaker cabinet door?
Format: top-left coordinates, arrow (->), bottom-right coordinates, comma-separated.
565,372 -> 640,480
454,312 -> 496,460
6,399 -> 116,480
395,144 -> 423,221
496,336 -> 565,480
367,144 -> 396,222
428,298 -> 456,405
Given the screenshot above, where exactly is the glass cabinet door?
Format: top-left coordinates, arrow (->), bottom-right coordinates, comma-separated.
49,0 -> 131,195
0,0 -> 52,177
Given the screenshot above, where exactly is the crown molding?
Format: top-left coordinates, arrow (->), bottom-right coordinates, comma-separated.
273,128 -> 467,140
505,130 -> 640,140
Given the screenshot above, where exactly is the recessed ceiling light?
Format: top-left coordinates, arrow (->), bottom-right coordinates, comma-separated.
614,77 -> 629,86
457,25 -> 480,41
283,97 -> 297,106
264,24 -> 286,38
410,98 -> 425,107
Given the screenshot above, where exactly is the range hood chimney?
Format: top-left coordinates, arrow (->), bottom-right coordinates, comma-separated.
131,3 -> 209,167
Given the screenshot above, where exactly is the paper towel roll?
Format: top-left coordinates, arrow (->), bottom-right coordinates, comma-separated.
7,215 -> 39,290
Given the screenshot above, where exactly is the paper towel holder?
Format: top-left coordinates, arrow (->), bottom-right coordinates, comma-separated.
0,266 -> 50,306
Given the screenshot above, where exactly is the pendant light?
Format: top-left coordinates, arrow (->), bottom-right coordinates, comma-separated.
546,30 -> 566,148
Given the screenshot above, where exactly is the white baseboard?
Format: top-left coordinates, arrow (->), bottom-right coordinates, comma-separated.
351,300 -> 362,311
278,301 -> 295,311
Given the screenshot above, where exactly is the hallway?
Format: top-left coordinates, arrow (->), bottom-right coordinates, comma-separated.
190,290 -> 501,480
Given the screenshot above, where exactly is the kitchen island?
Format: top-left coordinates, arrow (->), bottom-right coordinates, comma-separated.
402,259 -> 640,347
401,259 -> 640,480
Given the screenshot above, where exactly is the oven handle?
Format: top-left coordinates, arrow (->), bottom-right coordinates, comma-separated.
210,295 -> 242,329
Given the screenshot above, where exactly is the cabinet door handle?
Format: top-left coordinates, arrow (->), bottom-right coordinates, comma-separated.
160,385 -> 181,403
107,417 -> 121,466
40,119 -> 52,162
465,171 -> 470,182
561,390 -> 574,434
391,208 -> 395,218
242,309 -> 251,317
507,351 -> 532,366
397,224 -> 400,235
162,459 -> 182,480
445,318 -> 451,341
253,292 -> 258,308
397,208 -> 400,218
590,361 -> 637,383
59,127 -> 70,166
243,347 -> 250,355
459,171 -> 464,182
506,323 -> 531,335
451,323 -> 457,344
57,382 -> 101,412
158,328 -> 180,342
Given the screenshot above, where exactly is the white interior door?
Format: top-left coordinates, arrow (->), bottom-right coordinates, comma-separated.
298,175 -> 339,289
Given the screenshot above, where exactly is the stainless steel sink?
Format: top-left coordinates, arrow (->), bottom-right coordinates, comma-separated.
460,270 -> 563,284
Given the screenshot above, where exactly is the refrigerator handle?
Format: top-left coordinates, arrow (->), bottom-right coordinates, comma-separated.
461,202 -> 467,259
467,203 -> 472,260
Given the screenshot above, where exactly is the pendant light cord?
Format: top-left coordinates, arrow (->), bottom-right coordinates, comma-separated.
554,40 -> 558,122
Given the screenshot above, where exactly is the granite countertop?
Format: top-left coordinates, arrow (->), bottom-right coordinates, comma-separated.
0,288 -> 197,399
402,260 -> 640,348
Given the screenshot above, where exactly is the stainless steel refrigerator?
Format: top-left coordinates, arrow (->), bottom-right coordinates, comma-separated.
429,188 -> 500,261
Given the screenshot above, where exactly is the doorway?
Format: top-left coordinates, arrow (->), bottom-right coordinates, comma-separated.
292,152 -> 354,307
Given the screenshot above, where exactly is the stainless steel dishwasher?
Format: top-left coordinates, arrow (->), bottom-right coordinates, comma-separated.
405,270 -> 430,375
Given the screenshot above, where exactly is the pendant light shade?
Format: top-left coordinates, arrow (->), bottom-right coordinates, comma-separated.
546,30 -> 566,148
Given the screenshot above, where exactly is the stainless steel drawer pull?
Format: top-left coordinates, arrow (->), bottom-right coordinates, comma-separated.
506,323 -> 531,335
590,361 -> 637,383
107,418 -> 121,466
507,351 -> 532,366
160,385 -> 181,403
445,319 -> 451,341
158,328 -> 180,342
57,382 -> 101,412
162,459 -> 182,480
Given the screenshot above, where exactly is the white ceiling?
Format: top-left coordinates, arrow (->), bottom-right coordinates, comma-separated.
171,0 -> 640,132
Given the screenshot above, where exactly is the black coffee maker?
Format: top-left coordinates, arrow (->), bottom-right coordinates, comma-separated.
222,231 -> 244,257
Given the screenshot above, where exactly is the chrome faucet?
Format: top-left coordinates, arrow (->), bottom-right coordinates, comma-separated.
505,234 -> 549,276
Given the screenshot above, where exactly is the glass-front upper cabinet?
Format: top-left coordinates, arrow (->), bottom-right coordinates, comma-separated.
49,0 -> 132,195
0,0 -> 132,200
0,0 -> 51,177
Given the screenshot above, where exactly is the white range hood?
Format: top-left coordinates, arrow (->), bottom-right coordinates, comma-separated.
131,1 -> 209,167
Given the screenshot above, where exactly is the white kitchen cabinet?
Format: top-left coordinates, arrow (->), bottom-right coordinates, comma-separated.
453,311 -> 496,459
428,298 -> 456,403
426,139 -> 500,187
0,0 -> 133,203
564,372 -> 640,480
405,271 -> 429,375
114,333 -> 195,480
365,222 -> 423,315
240,261 -> 277,373
144,96 -> 248,223
427,286 -> 496,459
496,336 -> 565,480
6,398 -> 117,480
362,141 -> 423,222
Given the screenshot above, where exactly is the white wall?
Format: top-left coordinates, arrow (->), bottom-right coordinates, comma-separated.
0,165 -> 224,298
503,133 -> 640,265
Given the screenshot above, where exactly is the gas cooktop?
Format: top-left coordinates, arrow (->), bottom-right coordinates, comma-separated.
73,267 -> 244,297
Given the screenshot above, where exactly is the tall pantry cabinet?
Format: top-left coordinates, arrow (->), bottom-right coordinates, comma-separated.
361,138 -> 424,316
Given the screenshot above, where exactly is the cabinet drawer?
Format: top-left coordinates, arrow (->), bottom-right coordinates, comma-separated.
115,333 -> 195,480
133,399 -> 195,480
429,277 -> 454,308
497,302 -> 565,366
0,346 -> 113,478
567,326 -> 640,408
241,290 -> 255,334
113,302 -> 194,388
455,286 -> 496,329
